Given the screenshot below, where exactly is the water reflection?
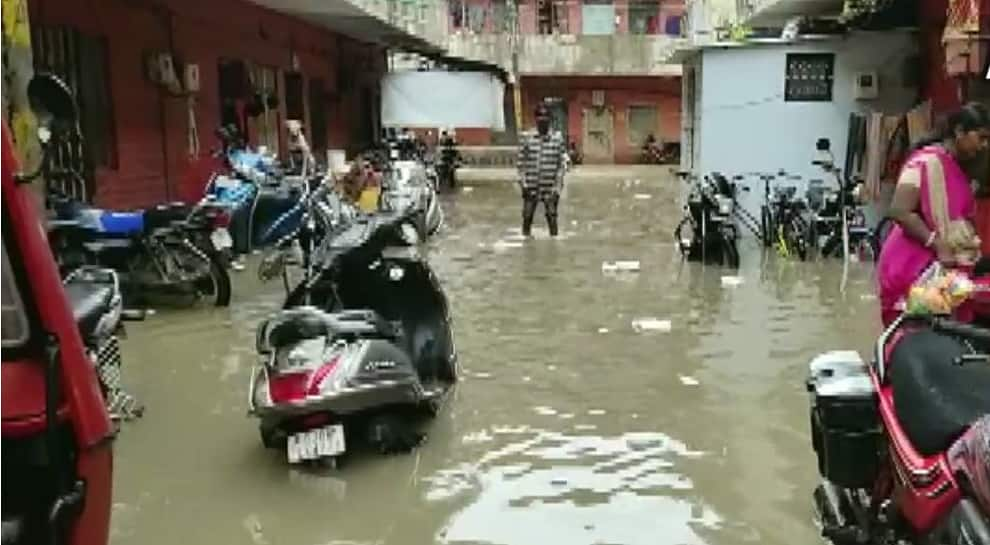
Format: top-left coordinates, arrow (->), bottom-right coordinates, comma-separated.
110,171 -> 879,545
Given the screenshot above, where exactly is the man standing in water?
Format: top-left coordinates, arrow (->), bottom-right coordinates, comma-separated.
518,103 -> 567,237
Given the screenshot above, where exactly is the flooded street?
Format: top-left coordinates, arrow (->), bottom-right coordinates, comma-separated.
110,169 -> 882,545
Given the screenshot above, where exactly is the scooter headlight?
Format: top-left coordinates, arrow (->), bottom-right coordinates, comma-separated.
388,265 -> 405,282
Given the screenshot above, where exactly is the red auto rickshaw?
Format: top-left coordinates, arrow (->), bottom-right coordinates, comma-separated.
2,74 -> 114,545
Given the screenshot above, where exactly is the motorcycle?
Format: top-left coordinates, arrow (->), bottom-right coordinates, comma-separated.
673,171 -> 740,269
249,199 -> 457,465
805,276 -> 990,544
48,195 -> 233,308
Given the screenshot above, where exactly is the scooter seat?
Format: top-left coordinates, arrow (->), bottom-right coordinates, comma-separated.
143,203 -> 190,232
64,281 -> 116,340
261,308 -> 396,351
890,329 -> 990,456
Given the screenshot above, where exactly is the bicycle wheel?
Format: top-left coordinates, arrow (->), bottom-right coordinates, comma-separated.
789,217 -> 809,261
760,205 -> 773,248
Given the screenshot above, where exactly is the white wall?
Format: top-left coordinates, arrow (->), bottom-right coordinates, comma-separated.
692,31 -> 917,216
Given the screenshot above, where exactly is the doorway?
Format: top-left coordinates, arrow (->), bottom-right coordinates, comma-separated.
582,106 -> 613,163
544,97 -> 568,143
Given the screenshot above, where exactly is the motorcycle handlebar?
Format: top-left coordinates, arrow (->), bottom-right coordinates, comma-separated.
929,316 -> 990,344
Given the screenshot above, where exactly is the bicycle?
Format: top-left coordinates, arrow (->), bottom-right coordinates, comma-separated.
770,181 -> 811,261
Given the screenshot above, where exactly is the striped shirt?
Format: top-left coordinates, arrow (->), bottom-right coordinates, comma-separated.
518,130 -> 566,196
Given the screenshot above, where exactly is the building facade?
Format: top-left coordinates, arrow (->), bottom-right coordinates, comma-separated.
12,0 -> 439,208
438,0 -> 687,163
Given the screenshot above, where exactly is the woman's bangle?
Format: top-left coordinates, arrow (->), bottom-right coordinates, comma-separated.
924,231 -> 937,248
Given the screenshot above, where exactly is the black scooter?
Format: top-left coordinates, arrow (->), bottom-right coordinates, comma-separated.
249,200 -> 457,465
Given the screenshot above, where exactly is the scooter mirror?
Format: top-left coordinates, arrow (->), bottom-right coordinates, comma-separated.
27,73 -> 78,134
815,137 -> 831,152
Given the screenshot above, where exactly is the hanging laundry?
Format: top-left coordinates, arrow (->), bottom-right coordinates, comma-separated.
863,112 -> 885,200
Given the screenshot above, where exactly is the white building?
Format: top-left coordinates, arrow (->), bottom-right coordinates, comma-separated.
672,29 -> 918,217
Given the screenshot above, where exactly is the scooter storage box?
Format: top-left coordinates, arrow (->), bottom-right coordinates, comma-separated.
806,351 -> 880,489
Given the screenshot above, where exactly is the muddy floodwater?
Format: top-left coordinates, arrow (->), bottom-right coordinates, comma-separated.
110,171 -> 882,545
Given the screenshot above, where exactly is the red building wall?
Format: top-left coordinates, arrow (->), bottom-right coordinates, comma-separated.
521,75 -> 681,163
29,0 -> 384,209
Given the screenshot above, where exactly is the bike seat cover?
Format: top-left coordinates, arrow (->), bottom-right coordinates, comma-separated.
98,211 -> 144,235
890,329 -> 990,456
64,280 -> 117,340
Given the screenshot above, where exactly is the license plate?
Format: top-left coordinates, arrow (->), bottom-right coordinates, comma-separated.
287,424 -> 345,463
210,228 -> 233,250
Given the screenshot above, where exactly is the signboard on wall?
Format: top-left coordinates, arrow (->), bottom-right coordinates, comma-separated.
381,71 -> 506,129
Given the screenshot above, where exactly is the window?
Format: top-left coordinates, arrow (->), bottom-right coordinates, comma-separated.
785,53 -> 835,102
284,71 -> 305,122
248,64 -> 280,152
33,26 -> 116,170
2,241 -> 29,349
664,14 -> 682,36
32,25 -> 116,201
629,4 -> 659,35
628,105 -> 658,147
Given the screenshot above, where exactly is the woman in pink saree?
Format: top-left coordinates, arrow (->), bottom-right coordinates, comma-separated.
878,103 -> 990,325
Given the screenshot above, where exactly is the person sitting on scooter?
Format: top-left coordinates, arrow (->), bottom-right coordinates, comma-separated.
877,102 -> 990,325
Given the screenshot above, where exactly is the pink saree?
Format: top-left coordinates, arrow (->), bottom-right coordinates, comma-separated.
877,146 -> 975,325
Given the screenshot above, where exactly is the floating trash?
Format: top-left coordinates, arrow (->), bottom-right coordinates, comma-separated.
462,186 -> 474,193
597,327 -> 610,334
602,260 -> 641,273
632,318 -> 672,333
678,375 -> 700,386
493,240 -> 524,251
473,372 -> 493,379
721,275 -> 744,288
634,193 -> 652,200
587,409 -> 606,416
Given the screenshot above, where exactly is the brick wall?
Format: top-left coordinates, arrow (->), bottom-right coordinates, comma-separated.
30,0 -> 384,208
521,75 -> 681,163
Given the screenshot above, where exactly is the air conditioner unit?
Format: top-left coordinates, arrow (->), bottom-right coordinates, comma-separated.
592,90 -> 605,107
853,71 -> 879,100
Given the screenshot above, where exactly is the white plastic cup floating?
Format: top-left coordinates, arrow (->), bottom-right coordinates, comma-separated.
632,318 -> 672,333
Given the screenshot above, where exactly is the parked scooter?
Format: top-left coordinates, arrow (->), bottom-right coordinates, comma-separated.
62,267 -> 145,421
249,199 -> 457,465
2,72 -> 115,545
806,294 -> 990,543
